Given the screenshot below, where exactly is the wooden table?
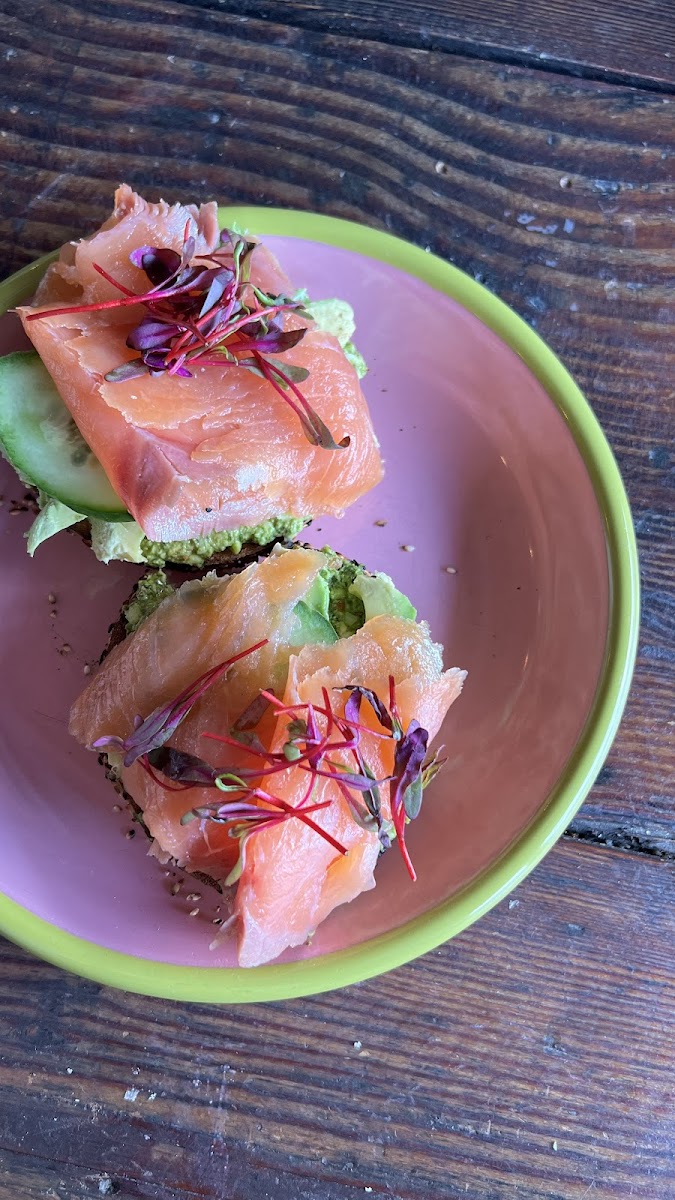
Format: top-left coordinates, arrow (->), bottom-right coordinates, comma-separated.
1,4 -> 673,1197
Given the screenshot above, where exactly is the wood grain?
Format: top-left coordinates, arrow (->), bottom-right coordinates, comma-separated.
176,0 -> 675,89
0,0 -> 672,850
0,6 -> 674,1198
0,837 -> 673,1200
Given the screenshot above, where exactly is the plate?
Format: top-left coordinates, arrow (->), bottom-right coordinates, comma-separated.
0,209 -> 639,1002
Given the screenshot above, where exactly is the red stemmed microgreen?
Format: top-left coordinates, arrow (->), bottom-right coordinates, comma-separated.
27,225 -> 350,450
336,679 -> 434,877
91,638 -> 267,768
184,785 -> 346,858
99,655 -> 445,880
388,720 -> 428,881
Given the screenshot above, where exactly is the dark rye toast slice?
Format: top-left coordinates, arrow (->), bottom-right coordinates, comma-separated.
98,746 -> 225,897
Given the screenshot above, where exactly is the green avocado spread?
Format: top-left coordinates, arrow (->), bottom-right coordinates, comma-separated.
124,549 -> 416,641
124,570 -> 175,633
324,558 -> 367,638
305,298 -> 368,379
140,515 -> 308,568
26,501 -> 307,565
321,555 -> 416,637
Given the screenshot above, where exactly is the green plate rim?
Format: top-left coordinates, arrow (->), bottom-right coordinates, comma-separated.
0,207 -> 640,1003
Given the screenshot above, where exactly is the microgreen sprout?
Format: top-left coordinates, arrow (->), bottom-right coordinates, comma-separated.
103,658 -> 445,879
27,226 -> 349,449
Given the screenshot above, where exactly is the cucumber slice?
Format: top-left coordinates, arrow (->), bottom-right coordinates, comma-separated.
0,351 -> 131,521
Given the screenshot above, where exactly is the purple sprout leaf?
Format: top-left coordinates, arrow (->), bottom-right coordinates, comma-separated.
91,733 -> 125,755
104,358 -> 150,383
305,704 -> 322,748
32,229 -> 353,451
312,761 -> 390,792
180,235 -> 196,268
130,246 -> 182,287
181,797 -> 265,827
126,318 -> 182,352
227,728 -> 269,756
384,720 -> 430,881
241,328 -> 307,356
391,721 -> 429,823
236,355 -> 310,385
199,268 -> 234,318
234,359 -> 268,384
342,686 -> 394,734
378,825 -> 393,852
94,640 -> 267,770
144,350 -> 192,377
147,746 -> 221,787
199,307 -> 234,340
232,691 -> 273,733
129,245 -> 152,269
327,762 -> 390,850
298,408 -> 350,452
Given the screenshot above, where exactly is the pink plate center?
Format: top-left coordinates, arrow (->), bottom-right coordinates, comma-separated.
0,237 -> 608,968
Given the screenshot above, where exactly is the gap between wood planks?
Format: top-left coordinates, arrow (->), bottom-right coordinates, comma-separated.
181,0 -> 675,97
564,827 -> 675,863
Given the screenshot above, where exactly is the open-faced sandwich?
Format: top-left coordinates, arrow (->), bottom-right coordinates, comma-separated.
69,545 -> 466,967
0,186 -> 383,569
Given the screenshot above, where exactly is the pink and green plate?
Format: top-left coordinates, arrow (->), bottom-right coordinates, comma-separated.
0,209 -> 639,1002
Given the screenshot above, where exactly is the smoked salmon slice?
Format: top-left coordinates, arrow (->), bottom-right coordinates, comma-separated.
19,186 -> 383,543
69,547 -> 466,967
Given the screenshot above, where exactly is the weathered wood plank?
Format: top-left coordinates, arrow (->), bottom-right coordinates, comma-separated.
174,0 -> 675,88
0,838 -> 673,1198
